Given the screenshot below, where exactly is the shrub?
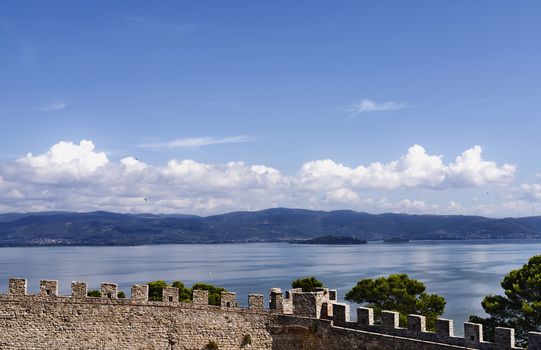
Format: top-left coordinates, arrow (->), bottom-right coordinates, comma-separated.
205,340 -> 219,350
87,290 -> 101,297
241,334 -> 252,347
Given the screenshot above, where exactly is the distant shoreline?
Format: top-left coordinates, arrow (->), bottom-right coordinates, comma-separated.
3,237 -> 541,248
1,208 -> 540,246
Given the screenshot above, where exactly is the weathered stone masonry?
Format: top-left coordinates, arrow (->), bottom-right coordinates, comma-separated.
0,278 -> 272,350
1,278 -> 540,350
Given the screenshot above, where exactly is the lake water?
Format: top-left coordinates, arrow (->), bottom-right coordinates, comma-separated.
1,240 -> 540,334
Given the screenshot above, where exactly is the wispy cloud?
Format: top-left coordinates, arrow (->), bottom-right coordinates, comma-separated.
113,13 -> 195,32
345,99 -> 408,116
139,135 -> 258,149
36,100 -> 67,112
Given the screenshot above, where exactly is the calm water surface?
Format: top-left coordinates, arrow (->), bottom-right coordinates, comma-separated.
1,240 -> 540,334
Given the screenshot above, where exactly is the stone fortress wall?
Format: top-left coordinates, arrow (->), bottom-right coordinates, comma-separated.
0,278 -> 540,350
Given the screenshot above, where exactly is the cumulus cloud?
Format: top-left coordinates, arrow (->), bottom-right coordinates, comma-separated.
13,140 -> 108,182
346,99 -> 407,115
446,146 -> 515,187
297,145 -> 514,191
138,135 -> 257,149
323,188 -> 361,204
120,156 -> 148,172
0,140 -> 519,215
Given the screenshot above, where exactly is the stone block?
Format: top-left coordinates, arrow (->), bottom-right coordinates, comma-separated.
286,288 -> 302,298
163,286 -> 179,303
357,307 -> 374,326
221,291 -> 236,307
130,284 -> 148,302
101,283 -> 118,299
269,288 -> 283,311
192,289 -> 208,305
407,314 -> 426,333
71,281 -> 87,298
9,278 -> 27,296
435,319 -> 454,338
332,303 -> 350,322
248,294 -> 264,309
292,292 -> 324,318
381,310 -> 399,330
495,327 -> 515,349
528,332 -> 541,350
39,280 -> 59,297
315,287 -> 330,300
464,322 -> 483,347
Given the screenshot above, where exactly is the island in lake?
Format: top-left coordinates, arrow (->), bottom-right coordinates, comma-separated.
290,236 -> 368,245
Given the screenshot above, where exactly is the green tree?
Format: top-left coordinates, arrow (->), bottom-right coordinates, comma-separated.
87,290 -> 101,297
345,274 -> 445,330
291,277 -> 324,292
147,280 -> 168,301
469,255 -> 541,346
87,290 -> 125,298
192,282 -> 226,306
172,281 -> 192,303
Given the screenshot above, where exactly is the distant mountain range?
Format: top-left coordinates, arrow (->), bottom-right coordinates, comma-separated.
0,208 -> 541,246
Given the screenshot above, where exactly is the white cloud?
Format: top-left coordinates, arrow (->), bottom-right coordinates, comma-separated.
323,188 -> 361,204
7,189 -> 24,199
380,198 -> 428,213
37,99 -> 67,111
517,183 -> 541,202
120,156 -> 148,172
0,140 -> 519,215
297,145 -> 514,191
446,146 -> 515,187
139,135 -> 258,149
13,140 -> 108,182
346,99 -> 407,115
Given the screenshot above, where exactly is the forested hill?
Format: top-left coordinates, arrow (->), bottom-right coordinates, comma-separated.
0,208 -> 541,246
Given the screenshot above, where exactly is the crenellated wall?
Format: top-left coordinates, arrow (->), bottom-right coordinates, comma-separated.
1,278 -> 540,350
0,278 -> 272,350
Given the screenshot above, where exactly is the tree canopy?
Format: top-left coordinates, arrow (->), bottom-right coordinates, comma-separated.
469,255 -> 541,345
147,280 -> 226,306
147,280 -> 169,301
191,282 -> 226,306
87,290 -> 101,297
171,281 -> 192,303
86,290 -> 125,298
345,274 -> 445,330
291,277 -> 324,292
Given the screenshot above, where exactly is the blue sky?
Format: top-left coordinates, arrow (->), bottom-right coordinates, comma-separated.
0,1 -> 540,216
